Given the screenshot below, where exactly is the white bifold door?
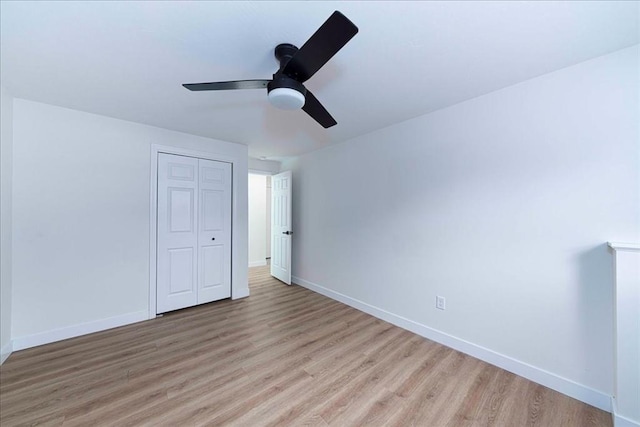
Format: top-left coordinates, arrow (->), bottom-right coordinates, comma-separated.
271,171 -> 292,285
157,153 -> 232,314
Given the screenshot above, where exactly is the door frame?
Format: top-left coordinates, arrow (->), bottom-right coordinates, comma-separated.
248,169 -> 273,268
149,144 -> 247,320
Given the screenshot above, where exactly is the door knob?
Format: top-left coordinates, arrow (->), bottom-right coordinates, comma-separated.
211,237 -> 216,240
282,231 -> 293,235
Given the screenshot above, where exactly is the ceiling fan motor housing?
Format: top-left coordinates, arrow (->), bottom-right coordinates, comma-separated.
274,43 -> 299,68
267,73 -> 306,95
267,72 -> 307,110
266,43 -> 307,110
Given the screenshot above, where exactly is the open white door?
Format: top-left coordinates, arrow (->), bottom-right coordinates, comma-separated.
271,171 -> 292,285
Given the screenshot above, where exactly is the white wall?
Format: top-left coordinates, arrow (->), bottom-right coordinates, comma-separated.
0,86 -> 14,363
283,46 -> 639,408
266,175 -> 272,259
11,99 -> 248,345
248,174 -> 267,267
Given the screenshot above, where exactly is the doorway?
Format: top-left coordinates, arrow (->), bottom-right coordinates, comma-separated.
248,173 -> 271,267
249,170 -> 292,285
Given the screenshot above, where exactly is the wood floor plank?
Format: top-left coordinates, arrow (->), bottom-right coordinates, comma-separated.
0,265 -> 611,426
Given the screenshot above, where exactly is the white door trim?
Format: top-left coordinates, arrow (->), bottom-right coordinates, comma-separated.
149,144 -> 246,320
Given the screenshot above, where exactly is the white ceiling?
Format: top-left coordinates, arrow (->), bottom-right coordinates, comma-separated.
1,1 -> 638,159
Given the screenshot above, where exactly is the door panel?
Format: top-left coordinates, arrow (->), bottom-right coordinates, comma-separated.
198,159 -> 232,304
169,188 -> 194,232
168,162 -> 195,180
168,248 -> 195,294
157,154 -> 199,313
201,245 -> 224,288
201,190 -> 224,231
271,171 -> 292,285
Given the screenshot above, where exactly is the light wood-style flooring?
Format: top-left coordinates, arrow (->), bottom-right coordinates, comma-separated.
0,265 -> 611,426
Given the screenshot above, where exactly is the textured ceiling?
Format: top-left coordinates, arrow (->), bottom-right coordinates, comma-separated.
1,1 -> 638,159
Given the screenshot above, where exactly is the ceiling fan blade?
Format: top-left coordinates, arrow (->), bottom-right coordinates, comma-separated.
182,80 -> 270,91
283,11 -> 358,83
302,90 -> 337,128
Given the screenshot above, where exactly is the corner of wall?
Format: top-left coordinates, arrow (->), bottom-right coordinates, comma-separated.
0,339 -> 12,365
0,85 -> 14,364
612,396 -> 640,427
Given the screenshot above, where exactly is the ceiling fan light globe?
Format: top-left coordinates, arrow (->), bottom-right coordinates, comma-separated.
268,88 -> 305,110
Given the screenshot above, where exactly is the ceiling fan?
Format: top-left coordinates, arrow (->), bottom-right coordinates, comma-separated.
182,11 -> 358,128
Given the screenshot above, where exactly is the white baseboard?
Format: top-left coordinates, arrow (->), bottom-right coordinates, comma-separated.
0,340 -> 13,365
249,260 -> 267,268
612,397 -> 640,427
292,275 -> 612,413
12,310 -> 149,351
232,287 -> 250,299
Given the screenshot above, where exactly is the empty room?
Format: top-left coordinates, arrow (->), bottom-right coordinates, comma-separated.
1,1 -> 638,426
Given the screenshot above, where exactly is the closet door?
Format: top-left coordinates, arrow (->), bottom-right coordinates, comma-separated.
197,159 -> 232,304
157,153 -> 199,313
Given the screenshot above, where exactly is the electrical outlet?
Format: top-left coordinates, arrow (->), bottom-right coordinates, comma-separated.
436,296 -> 446,310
